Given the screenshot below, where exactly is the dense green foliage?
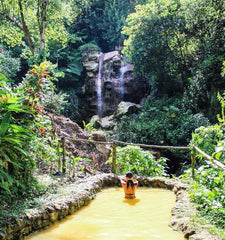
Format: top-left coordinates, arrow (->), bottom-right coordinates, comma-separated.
0,0 -> 78,55
108,145 -> 167,176
0,62 -> 68,203
0,47 -> 20,78
0,1 -> 225,236
123,0 -> 225,118
123,0 -> 189,94
181,96 -> 225,230
116,97 -> 210,162
70,0 -> 147,52
0,75 -> 38,203
183,162 -> 225,230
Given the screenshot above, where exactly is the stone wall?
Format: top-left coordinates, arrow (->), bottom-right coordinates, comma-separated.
0,174 -> 220,240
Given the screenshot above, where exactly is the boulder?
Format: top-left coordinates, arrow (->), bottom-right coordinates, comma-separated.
100,115 -> 116,130
83,61 -> 99,73
114,101 -> 141,119
103,51 -> 121,62
90,115 -> 116,130
89,115 -> 101,129
91,131 -> 111,159
82,52 -> 100,79
91,131 -> 107,142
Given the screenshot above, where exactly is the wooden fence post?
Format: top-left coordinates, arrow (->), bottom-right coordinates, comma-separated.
191,154 -> 195,179
57,141 -> 61,172
62,137 -> 66,175
112,141 -> 117,173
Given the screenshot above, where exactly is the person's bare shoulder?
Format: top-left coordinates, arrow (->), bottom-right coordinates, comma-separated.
120,178 -> 126,184
133,179 -> 138,185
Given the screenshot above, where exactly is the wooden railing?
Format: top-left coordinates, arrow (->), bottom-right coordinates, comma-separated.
192,145 -> 225,176
61,137 -> 225,178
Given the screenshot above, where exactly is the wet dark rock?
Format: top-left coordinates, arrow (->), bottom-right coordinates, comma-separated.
80,50 -> 149,120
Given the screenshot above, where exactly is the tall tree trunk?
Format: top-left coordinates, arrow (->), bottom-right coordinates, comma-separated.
18,0 -> 34,55
39,0 -> 48,54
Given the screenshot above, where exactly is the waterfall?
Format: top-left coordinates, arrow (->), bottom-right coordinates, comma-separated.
97,53 -> 104,116
119,62 -> 127,100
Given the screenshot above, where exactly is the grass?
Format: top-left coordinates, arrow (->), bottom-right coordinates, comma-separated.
189,212 -> 225,240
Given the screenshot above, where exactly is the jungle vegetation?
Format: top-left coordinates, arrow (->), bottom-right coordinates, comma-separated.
0,0 -> 224,236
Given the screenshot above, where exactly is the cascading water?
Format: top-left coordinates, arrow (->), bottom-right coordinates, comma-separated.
119,63 -> 127,101
79,50 -> 148,121
97,53 -> 105,116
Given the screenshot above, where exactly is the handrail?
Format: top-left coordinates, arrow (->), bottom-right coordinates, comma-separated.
193,145 -> 225,171
69,137 -> 189,149
114,140 -> 189,150
69,137 -> 111,145
64,137 -> 225,178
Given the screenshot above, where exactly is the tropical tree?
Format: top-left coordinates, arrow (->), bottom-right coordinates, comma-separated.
181,0 -> 225,89
122,0 -> 191,95
69,0 -> 148,51
0,0 -> 78,56
180,0 -> 225,117
122,0 -> 225,118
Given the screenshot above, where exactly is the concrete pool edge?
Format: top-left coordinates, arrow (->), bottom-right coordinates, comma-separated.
0,174 -> 220,240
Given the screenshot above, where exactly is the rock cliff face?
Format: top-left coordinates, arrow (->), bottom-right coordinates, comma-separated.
48,113 -> 111,173
79,50 -> 149,120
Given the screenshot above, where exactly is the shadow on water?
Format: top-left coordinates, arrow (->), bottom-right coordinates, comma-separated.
122,198 -> 141,206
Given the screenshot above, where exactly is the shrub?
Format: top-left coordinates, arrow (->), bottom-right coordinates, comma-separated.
182,162 -> 225,229
116,97 -> 210,161
108,145 -> 167,176
79,42 -> 101,59
0,77 -> 37,203
190,124 -> 224,159
0,61 -> 68,203
0,46 -> 21,79
182,96 -> 225,229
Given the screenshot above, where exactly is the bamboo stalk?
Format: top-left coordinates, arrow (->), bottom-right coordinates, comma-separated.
194,145 -> 225,171
57,141 -> 61,172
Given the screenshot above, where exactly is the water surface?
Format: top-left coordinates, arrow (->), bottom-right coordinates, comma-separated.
26,187 -> 185,240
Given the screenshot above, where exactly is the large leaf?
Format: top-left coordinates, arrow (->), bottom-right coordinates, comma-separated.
5,97 -> 24,104
13,146 -> 28,157
7,104 -> 29,112
0,151 -> 22,168
0,112 -> 11,137
2,137 -> 23,147
10,124 -> 30,133
0,168 -> 14,184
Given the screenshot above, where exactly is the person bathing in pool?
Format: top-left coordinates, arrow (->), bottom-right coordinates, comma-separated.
120,171 -> 138,199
